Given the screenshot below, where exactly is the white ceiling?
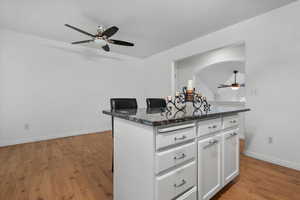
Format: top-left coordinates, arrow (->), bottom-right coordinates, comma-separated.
0,0 -> 296,58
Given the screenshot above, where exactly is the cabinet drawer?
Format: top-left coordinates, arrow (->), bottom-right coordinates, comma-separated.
156,124 -> 196,150
156,142 -> 196,174
156,161 -> 196,200
223,115 -> 239,129
176,187 -> 197,200
198,118 -> 222,137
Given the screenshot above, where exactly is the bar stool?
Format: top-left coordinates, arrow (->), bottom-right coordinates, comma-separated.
146,98 -> 167,109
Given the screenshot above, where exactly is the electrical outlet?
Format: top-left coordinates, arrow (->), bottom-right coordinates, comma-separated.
268,137 -> 273,144
24,123 -> 30,131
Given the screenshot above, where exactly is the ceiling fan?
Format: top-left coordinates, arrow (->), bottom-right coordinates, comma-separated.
64,24 -> 134,52
218,70 -> 245,90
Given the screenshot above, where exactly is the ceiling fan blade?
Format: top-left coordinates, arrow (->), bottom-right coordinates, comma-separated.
102,44 -> 110,52
240,83 -> 246,87
218,85 -> 231,88
65,24 -> 96,38
108,39 -> 134,46
102,26 -> 119,38
71,39 -> 94,44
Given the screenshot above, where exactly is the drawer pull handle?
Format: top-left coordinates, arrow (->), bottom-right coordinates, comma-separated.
230,120 -> 237,123
227,132 -> 238,139
209,139 -> 219,145
209,125 -> 218,129
174,179 -> 186,188
204,139 -> 219,148
174,153 -> 186,160
158,124 -> 195,133
174,135 -> 187,141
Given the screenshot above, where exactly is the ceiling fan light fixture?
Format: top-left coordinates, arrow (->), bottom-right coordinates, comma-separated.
65,24 -> 134,52
231,83 -> 240,90
218,70 -> 245,90
231,86 -> 240,90
94,38 -> 106,46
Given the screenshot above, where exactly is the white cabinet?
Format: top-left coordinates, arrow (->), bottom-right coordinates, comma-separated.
156,142 -> 196,174
198,118 -> 222,137
156,161 -> 196,200
176,187 -> 197,200
198,135 -> 222,200
223,115 -> 239,130
156,124 -> 196,150
155,124 -> 197,200
222,129 -> 240,185
113,112 -> 246,200
157,117 -> 240,200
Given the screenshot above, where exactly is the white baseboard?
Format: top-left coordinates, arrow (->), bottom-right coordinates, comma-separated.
244,151 -> 300,171
0,128 -> 110,147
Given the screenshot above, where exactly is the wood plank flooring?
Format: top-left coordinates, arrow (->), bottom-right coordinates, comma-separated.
0,132 -> 299,200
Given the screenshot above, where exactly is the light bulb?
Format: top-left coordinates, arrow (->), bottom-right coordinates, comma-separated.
187,80 -> 194,90
231,86 -> 240,90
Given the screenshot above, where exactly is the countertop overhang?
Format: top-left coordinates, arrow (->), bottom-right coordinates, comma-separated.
103,105 -> 250,127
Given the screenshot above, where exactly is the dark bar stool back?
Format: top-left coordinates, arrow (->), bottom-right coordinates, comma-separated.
110,98 -> 138,172
111,98 -> 138,110
146,98 -> 167,109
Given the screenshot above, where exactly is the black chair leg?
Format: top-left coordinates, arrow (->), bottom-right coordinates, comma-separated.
112,157 -> 114,173
112,117 -> 114,173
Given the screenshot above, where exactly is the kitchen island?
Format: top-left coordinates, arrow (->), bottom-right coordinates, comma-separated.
103,105 -> 250,200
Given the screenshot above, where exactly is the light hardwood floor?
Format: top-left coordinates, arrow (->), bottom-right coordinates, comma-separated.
0,132 -> 299,200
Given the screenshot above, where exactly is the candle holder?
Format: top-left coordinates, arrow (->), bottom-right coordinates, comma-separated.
166,87 -> 211,112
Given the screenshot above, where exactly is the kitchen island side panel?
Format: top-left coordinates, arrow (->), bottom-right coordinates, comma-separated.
114,118 -> 155,200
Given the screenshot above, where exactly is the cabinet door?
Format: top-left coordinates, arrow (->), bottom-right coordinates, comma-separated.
198,135 -> 222,200
223,129 -> 240,185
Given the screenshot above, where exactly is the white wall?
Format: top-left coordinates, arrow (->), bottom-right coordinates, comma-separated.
0,38 -> 4,137
0,29 -> 145,146
194,79 -> 215,100
143,1 -> 300,170
176,44 -> 245,77
174,44 -> 245,101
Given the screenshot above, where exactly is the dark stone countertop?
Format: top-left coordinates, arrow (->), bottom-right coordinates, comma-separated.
103,105 -> 250,127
